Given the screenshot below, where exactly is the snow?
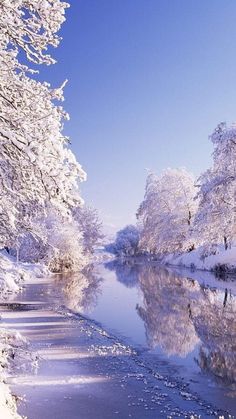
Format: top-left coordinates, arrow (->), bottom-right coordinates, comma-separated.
0,251 -> 48,419
0,252 -> 23,297
0,329 -> 27,419
0,382 -> 21,419
0,250 -> 49,298
0,322 -> 39,418
164,244 -> 236,273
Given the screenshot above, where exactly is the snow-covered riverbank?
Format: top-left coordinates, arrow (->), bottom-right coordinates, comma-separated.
0,329 -> 29,419
0,381 -> 20,419
163,244 -> 236,275
0,252 -> 49,418
0,251 -> 49,297
109,243 -> 236,276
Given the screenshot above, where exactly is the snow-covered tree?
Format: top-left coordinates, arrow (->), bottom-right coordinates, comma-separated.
107,225 -> 140,256
194,123 -> 236,251
137,168 -> 197,255
0,0 -> 87,262
0,58 -> 86,248
0,0 -> 69,65
11,208 -> 88,272
73,206 -> 104,255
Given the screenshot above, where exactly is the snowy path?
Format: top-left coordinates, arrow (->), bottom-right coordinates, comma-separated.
0,277 -> 231,419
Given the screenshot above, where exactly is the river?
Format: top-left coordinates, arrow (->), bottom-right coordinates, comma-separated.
1,259 -> 236,418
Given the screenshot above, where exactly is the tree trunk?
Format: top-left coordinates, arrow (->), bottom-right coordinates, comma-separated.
223,236 -> 228,250
16,247 -> 19,264
223,288 -> 228,307
187,211 -> 191,225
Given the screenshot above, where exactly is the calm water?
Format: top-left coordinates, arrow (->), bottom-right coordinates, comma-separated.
60,260 -> 236,415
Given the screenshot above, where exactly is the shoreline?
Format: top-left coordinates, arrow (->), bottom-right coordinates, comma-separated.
107,249 -> 236,279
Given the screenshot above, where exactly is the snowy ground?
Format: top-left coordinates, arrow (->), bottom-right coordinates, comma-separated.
0,329 -> 23,419
163,244 -> 236,274
0,250 -> 49,297
0,274 -> 233,419
0,252 -> 48,419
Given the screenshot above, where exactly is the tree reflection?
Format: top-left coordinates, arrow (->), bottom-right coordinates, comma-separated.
136,265 -> 201,357
56,267 -> 103,313
108,261 -> 236,389
105,259 -> 139,288
194,287 -> 236,389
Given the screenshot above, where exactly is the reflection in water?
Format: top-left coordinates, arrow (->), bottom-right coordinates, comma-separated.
137,265 -> 200,357
194,287 -> 236,390
105,259 -> 139,288
107,260 -> 236,391
56,267 -> 103,313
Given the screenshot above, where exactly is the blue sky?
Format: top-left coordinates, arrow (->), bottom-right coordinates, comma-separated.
37,0 -> 236,232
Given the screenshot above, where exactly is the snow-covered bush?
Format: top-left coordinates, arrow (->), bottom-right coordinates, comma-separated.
9,233 -> 48,264
18,211 -> 88,273
10,205 -> 103,271
107,225 -> 140,256
47,220 -> 87,273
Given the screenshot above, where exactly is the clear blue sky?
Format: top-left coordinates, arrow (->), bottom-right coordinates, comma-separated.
37,0 -> 236,232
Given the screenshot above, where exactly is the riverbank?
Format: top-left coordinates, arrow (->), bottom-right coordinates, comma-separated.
0,251 -> 26,418
163,245 -> 236,276
0,329 -> 23,419
0,251 -> 48,418
116,244 -> 236,276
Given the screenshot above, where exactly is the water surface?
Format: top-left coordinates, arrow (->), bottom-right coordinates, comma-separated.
61,260 -> 236,416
